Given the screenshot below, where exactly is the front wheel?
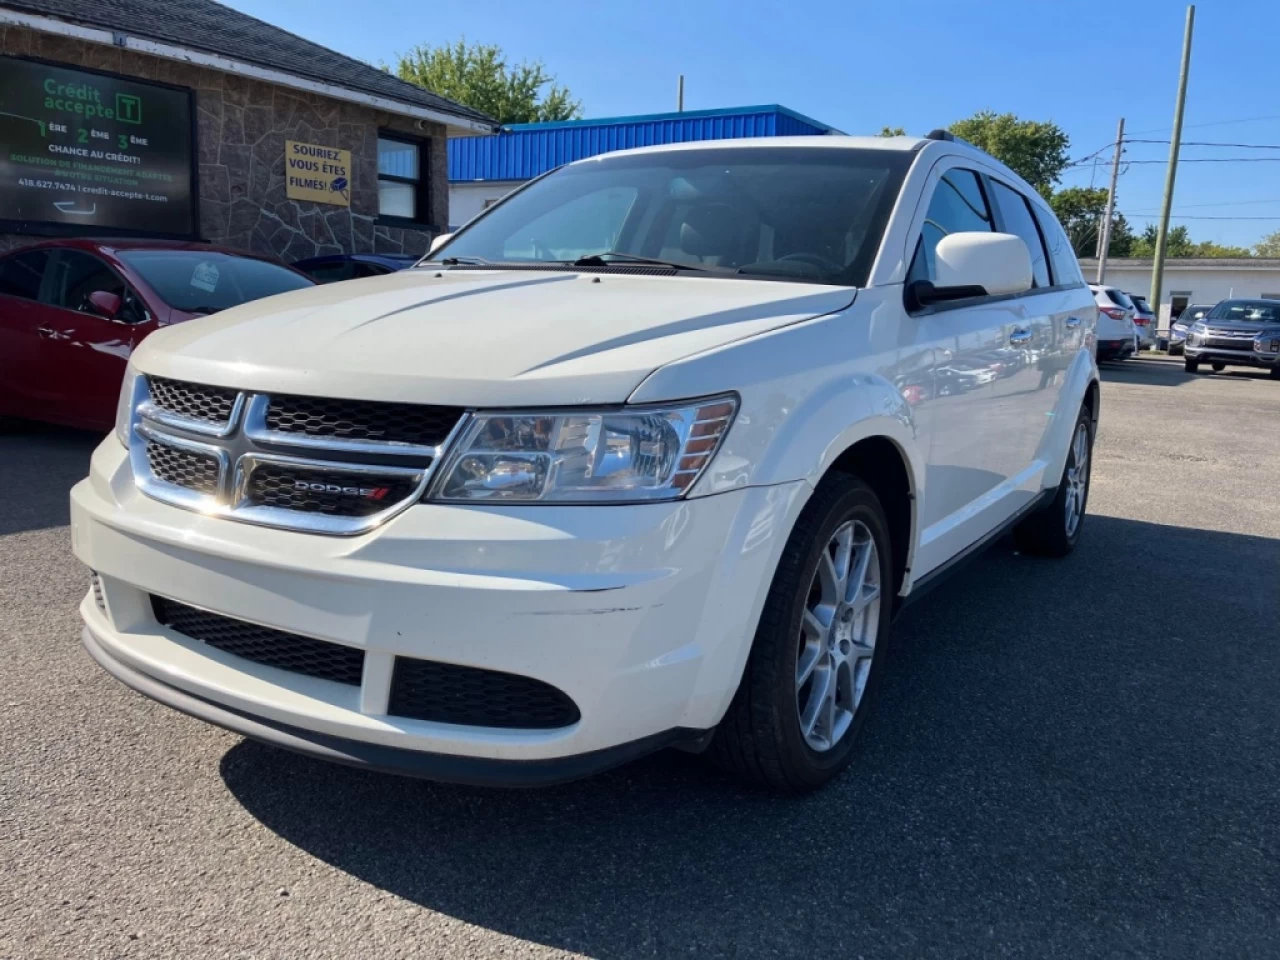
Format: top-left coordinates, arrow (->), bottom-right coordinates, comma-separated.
709,474 -> 893,792
1212,362 -> 1226,372
1185,358 -> 1200,373
1014,405 -> 1093,557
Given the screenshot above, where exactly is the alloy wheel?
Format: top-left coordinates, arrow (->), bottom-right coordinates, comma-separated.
796,519 -> 881,752
1063,421 -> 1090,538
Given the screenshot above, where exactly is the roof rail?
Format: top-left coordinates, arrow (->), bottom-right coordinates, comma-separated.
924,129 -> 954,142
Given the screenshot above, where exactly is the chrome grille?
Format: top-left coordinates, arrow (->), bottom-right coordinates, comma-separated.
125,376 -> 467,535
244,462 -> 423,517
147,376 -> 238,425
266,394 -> 462,446
145,440 -> 221,496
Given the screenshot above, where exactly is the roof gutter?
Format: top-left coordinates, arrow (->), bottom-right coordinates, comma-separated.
0,9 -> 498,136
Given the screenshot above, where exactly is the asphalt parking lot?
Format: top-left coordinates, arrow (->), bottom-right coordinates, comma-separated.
2,357 -> 1278,960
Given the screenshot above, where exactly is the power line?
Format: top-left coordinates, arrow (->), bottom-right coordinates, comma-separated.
1125,113 -> 1280,136
1113,157 -> 1280,164
1123,213 -> 1280,220
1127,197 -> 1280,212
1126,138 -> 1280,150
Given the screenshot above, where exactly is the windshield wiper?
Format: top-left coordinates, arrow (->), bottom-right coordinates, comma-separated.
571,251 -> 719,272
438,255 -> 497,266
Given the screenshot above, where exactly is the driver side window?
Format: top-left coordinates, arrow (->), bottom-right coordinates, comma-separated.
49,251 -> 145,323
908,169 -> 994,285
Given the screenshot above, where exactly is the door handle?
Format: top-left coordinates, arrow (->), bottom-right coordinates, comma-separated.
37,325 -> 55,338
1008,328 -> 1033,345
1065,316 -> 1081,328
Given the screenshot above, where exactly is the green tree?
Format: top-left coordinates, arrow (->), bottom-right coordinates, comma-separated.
879,126 -> 907,137
1128,224 -> 1250,258
948,111 -> 1069,195
1048,186 -> 1134,258
1255,229 -> 1280,257
393,39 -> 582,125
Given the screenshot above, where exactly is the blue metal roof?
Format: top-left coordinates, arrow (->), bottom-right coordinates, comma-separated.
448,104 -> 840,183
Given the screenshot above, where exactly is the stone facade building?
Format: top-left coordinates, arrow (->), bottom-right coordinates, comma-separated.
0,1 -> 495,259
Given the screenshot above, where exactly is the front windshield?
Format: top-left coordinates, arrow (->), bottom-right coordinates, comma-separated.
432,146 -> 914,286
118,250 -> 313,313
1206,299 -> 1280,323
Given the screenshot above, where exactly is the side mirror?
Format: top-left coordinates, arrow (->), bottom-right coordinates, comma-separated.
427,232 -> 454,257
908,232 -> 1033,309
88,290 -> 123,319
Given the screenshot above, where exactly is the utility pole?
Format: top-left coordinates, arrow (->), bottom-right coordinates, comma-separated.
1150,4 -> 1195,330
677,75 -> 684,112
1096,117 -> 1125,284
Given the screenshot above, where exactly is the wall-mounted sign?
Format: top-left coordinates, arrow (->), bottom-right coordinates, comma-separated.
285,140 -> 351,207
0,56 -> 195,236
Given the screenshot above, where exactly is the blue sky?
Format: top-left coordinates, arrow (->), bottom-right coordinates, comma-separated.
228,0 -> 1280,249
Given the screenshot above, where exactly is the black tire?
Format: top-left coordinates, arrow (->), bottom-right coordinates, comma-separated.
1269,367 -> 1280,380
1212,362 -> 1226,372
1184,357 -> 1200,373
709,473 -> 894,793
1014,405 -> 1093,558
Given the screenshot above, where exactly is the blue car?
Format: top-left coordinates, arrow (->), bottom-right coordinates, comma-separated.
292,252 -> 419,283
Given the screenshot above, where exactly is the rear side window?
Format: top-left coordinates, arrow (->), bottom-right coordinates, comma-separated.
0,250 -> 50,301
989,181 -> 1050,288
1034,207 -> 1082,288
908,169 -> 994,284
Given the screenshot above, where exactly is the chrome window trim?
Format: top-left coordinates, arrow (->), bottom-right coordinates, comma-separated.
127,378 -> 469,536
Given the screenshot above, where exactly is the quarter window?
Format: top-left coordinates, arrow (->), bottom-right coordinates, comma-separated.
908,169 -> 993,284
990,181 -> 1051,288
0,249 -> 50,301
378,135 -> 426,222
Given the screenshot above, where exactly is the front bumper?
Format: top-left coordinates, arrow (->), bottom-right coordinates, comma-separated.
1184,344 -> 1279,368
1097,338 -> 1135,361
72,438 -> 807,779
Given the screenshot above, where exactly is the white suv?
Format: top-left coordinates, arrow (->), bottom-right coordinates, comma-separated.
1089,283 -> 1138,360
73,134 -> 1100,792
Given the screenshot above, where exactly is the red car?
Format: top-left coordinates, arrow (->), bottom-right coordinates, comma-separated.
0,238 -> 313,432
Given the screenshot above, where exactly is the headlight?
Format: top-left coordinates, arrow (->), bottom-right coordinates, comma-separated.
114,362 -> 142,448
429,396 -> 737,503
1256,336 -> 1280,354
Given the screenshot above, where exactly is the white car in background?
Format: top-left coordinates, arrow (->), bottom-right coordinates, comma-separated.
1128,293 -> 1157,351
1089,283 -> 1138,360
73,134 -> 1101,792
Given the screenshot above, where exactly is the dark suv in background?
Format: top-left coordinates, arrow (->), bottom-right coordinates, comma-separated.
1184,298 -> 1280,378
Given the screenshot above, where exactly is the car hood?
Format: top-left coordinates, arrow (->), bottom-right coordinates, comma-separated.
134,268 -> 854,406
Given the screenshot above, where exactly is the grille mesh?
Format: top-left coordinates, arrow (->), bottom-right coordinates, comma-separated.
388,657 -> 581,730
145,441 -> 221,496
152,597 -> 364,686
244,464 -> 421,517
265,394 -> 462,446
147,377 -> 238,424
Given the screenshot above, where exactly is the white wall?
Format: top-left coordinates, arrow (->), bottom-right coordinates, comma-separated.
1083,260 -> 1280,326
448,180 -> 524,228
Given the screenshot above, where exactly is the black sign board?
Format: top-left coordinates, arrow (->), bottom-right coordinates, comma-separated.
0,56 -> 196,237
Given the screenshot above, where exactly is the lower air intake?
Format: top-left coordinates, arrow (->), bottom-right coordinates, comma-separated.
151,597 -> 365,686
388,656 -> 580,730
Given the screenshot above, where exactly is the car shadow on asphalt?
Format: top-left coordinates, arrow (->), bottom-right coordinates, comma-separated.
1099,356 -> 1277,387
220,514 -> 1280,958
0,423 -> 100,536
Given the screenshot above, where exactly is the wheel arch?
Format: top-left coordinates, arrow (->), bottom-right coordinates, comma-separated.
823,434 -> 916,608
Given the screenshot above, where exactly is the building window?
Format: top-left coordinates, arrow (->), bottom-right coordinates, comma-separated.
377,135 -> 428,224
